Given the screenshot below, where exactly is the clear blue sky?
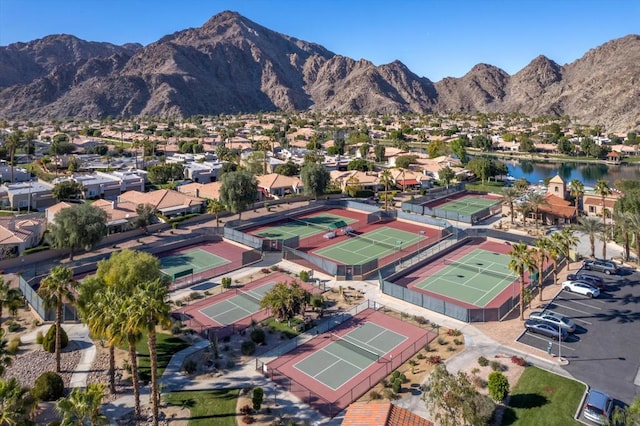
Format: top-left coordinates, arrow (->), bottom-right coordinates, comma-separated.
1,0 -> 637,81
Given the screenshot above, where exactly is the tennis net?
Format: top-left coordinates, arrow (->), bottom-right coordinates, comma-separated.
236,289 -> 263,305
346,232 -> 400,251
292,218 -> 329,231
331,333 -> 380,362
443,258 -> 515,281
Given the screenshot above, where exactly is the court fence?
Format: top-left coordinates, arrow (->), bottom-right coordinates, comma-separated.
401,183 -> 466,215
256,301 -> 435,417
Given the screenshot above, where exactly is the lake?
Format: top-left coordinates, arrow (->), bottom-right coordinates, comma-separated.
504,159 -> 640,188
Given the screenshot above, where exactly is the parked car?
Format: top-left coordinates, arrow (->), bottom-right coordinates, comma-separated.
583,259 -> 618,275
562,280 -> 601,298
529,310 -> 576,333
583,389 -> 613,425
567,272 -> 605,288
524,319 -> 569,341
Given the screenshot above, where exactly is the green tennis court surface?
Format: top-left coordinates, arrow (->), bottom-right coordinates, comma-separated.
294,322 -> 406,390
438,196 -> 501,215
199,281 -> 277,325
314,227 -> 426,265
415,249 -> 516,307
253,213 -> 356,240
160,248 -> 230,280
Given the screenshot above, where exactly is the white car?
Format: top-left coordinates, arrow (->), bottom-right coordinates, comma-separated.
562,280 -> 600,298
529,310 -> 576,333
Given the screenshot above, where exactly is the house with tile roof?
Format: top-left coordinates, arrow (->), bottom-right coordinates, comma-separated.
583,192 -> 621,223
342,402 -> 433,426
46,198 -> 141,233
329,170 -> 380,192
0,214 -> 47,258
256,173 -> 304,198
177,181 -> 223,200
118,189 -> 205,218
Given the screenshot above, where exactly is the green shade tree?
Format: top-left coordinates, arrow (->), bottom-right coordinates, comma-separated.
300,162 -> 329,200
273,161 -> 299,176
219,170 -> 258,221
438,166 -> 455,188
52,180 -> 86,202
347,159 -> 373,172
135,203 -> 157,234
38,266 -> 77,373
374,144 -> 386,162
147,163 -> 184,185
395,155 -> 418,169
49,203 -> 108,261
206,198 -> 226,230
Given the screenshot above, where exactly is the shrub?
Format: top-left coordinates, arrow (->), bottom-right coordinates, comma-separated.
7,337 -> 20,355
35,331 -> 44,344
416,353 -> 425,360
413,315 -> 429,325
472,375 -> 487,389
399,373 -> 407,383
299,270 -> 309,282
250,328 -> 265,344
477,356 -> 489,367
221,277 -> 232,289
252,387 -> 264,411
383,389 -> 397,400
437,337 -> 447,345
511,355 -> 527,366
42,325 -> 68,353
490,360 -> 505,372
447,328 -> 462,337
427,355 -> 441,365
32,371 -> 64,401
226,359 -> 235,369
392,378 -> 402,394
189,291 -> 203,300
240,404 -> 253,415
270,265 -> 279,271
488,371 -> 510,402
369,390 -> 382,400
261,268 -> 271,274
6,321 -> 20,333
453,338 -> 463,346
391,371 -> 400,380
242,415 -> 254,424
241,340 -> 256,356
447,346 -> 456,352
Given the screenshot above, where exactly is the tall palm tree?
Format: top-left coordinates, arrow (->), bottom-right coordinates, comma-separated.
207,198 -> 226,231
534,237 -> 552,301
23,129 -> 37,164
0,377 -> 37,424
549,232 -> 564,284
38,265 -> 77,373
600,224 -> 612,259
379,169 -> 393,211
128,280 -> 172,426
525,192 -> 547,229
569,178 -> 585,211
56,383 -> 108,426
5,130 -> 22,183
508,242 -> 536,320
501,187 -> 520,225
627,213 -> 640,265
559,227 -> 579,270
0,329 -> 15,376
613,209 -> 632,261
0,278 -> 9,328
576,217 -> 603,258
594,179 -> 612,226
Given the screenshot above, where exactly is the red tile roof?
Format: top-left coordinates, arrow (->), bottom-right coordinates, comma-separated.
342,402 -> 433,426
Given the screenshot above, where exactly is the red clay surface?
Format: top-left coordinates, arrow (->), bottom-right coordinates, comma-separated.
421,191 -> 502,209
176,271 -> 323,338
265,309 -> 434,416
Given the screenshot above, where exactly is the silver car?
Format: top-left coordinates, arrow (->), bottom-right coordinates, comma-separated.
529,310 -> 576,333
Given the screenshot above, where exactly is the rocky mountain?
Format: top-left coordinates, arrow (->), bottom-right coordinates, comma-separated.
0,11 -> 638,131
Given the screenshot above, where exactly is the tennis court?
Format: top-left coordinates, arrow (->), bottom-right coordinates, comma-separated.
160,248 -> 230,280
313,227 -> 426,265
199,281 -> 277,326
293,322 -> 406,390
437,195 -> 501,216
414,249 -> 516,307
253,212 -> 356,240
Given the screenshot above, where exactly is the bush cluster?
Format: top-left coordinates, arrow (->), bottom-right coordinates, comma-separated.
42,325 -> 68,353
32,371 -> 64,401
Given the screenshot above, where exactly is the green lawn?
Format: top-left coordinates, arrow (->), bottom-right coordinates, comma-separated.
165,389 -> 239,426
135,332 -> 190,382
501,367 -> 585,426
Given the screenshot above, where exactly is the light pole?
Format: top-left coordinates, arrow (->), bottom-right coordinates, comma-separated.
396,240 -> 403,267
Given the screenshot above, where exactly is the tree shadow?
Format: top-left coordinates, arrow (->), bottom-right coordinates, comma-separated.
508,393 -> 548,409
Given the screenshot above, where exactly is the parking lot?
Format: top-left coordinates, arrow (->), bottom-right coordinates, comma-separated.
517,266 -> 640,409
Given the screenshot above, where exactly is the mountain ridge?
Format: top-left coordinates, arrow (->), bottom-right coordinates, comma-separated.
0,11 -> 638,131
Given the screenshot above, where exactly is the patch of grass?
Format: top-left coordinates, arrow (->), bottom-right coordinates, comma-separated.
135,332 -> 190,382
263,317 -> 301,339
465,181 -> 506,193
501,366 -> 584,426
165,389 -> 239,426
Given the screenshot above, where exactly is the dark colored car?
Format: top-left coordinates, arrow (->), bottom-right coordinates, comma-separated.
583,259 -> 618,275
567,272 -> 605,289
583,389 -> 613,425
524,319 -> 569,341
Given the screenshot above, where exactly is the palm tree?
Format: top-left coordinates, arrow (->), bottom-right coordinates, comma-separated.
4,130 -> 22,183
38,265 -> 77,373
600,224 -> 612,259
56,383 -> 108,425
501,187 -> 520,225
525,192 -> 547,229
559,227 -> 579,270
0,330 -> 15,376
509,242 -> 536,320
0,377 -> 37,424
534,237 -> 552,301
576,217 -> 603,258
569,178 -> 585,211
594,179 -> 612,226
549,232 -> 564,284
627,213 -> 640,265
379,169 -> 393,211
207,198 -> 226,231
128,280 -> 172,426
613,210 -> 632,261
0,278 -> 9,328
135,203 -> 157,234
24,129 -> 37,164
260,281 -> 310,322
77,279 -> 119,394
